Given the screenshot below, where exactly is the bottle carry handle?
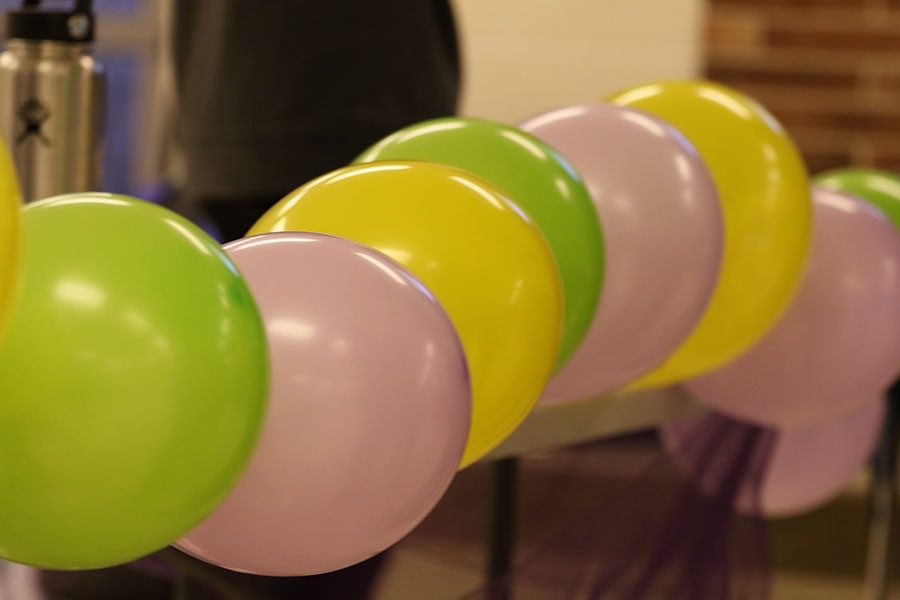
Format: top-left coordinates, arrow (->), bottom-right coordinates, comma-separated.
7,0 -> 95,43
21,0 -> 93,13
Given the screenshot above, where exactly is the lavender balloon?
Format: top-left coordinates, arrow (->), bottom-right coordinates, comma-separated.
520,104 -> 723,403
686,188 -> 900,427
178,232 -> 470,576
662,398 -> 884,517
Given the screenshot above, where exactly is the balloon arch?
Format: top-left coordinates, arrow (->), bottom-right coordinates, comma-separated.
0,81 -> 897,584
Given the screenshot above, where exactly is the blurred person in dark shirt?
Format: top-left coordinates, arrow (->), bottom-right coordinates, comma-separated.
169,0 -> 460,242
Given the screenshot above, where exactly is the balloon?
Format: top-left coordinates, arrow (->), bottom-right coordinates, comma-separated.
250,162 -> 562,467
685,188 -> 900,427
178,232 -> 470,576
662,399 -> 884,517
520,104 -> 722,403
0,194 -> 269,569
815,167 -> 900,230
0,142 -> 21,339
355,117 -> 604,368
609,81 -> 813,387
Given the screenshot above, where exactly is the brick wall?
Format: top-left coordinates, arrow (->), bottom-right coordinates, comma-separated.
705,0 -> 900,172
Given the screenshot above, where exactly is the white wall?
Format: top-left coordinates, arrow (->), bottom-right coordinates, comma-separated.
453,0 -> 707,122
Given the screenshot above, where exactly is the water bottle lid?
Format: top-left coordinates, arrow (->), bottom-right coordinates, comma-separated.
5,0 -> 94,44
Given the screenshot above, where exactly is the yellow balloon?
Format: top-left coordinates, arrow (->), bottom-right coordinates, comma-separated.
250,162 -> 563,466
609,81 -> 812,387
0,142 -> 21,340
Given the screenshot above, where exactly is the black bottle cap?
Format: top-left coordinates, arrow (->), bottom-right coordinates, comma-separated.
5,0 -> 94,43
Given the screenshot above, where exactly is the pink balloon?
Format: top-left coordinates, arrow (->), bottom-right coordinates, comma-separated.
661,399 -> 885,517
520,104 -> 723,404
177,232 -> 470,576
685,188 -> 900,427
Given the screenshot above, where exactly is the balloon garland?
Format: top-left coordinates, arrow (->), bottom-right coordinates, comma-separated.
608,82 -> 814,389
520,103 -> 723,402
177,233 -> 470,575
0,195 -> 269,569
250,161 -> 564,468
816,168 -> 900,229
354,117 -> 605,369
685,187 -> 900,428
0,79 -> 896,575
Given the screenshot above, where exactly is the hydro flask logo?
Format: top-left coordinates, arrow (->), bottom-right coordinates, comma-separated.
16,97 -> 51,146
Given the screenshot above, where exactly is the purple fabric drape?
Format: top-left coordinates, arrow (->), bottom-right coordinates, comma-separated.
466,414 -> 776,600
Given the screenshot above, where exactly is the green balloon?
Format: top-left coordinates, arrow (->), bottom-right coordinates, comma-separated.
0,194 -> 269,569
815,168 -> 900,230
356,117 -> 605,368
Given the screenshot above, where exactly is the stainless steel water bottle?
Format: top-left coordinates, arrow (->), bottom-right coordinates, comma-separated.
0,0 -> 104,202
